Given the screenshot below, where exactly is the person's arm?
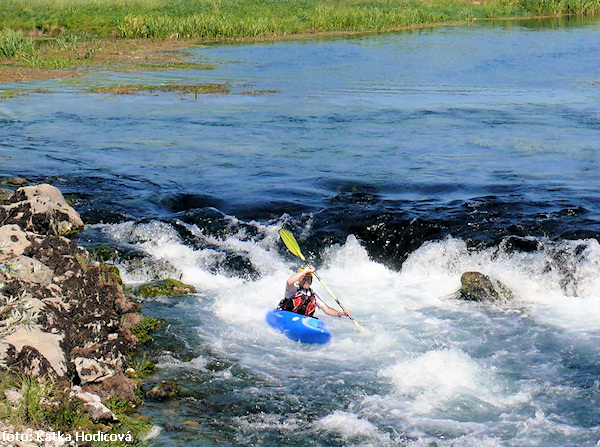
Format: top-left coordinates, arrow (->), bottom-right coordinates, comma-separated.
315,295 -> 351,318
285,265 -> 315,291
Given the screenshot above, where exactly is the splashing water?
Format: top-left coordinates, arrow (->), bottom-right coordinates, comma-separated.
91,217 -> 600,446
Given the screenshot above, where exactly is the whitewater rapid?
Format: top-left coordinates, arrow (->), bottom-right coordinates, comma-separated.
88,217 -> 600,446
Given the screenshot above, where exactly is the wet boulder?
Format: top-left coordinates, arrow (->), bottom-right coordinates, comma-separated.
459,271 -> 514,302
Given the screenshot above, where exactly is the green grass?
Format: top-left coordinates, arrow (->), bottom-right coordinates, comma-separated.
130,316 -> 162,344
0,375 -> 90,431
0,28 -> 35,58
1,0 -> 599,41
0,372 -> 153,444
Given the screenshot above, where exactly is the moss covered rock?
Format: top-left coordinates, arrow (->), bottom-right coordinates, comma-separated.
107,265 -> 124,285
147,380 -> 181,401
89,244 -> 119,263
459,271 -> 514,302
2,176 -> 29,187
134,279 -> 196,298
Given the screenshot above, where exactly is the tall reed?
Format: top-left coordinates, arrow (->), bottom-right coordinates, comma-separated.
1,0 -> 599,40
0,29 -> 35,58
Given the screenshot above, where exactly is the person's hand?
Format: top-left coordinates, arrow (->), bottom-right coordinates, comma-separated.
304,265 -> 316,274
337,310 -> 352,318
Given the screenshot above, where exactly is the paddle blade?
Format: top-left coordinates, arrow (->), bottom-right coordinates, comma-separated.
279,229 -> 306,261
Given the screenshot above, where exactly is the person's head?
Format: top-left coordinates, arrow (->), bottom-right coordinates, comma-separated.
298,269 -> 313,289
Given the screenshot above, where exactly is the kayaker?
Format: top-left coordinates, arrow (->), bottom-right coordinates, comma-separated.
278,266 -> 352,318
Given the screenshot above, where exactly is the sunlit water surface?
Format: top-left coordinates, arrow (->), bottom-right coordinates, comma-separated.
2,16 -> 600,447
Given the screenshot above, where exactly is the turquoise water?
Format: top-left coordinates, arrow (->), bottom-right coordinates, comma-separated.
2,16 -> 600,446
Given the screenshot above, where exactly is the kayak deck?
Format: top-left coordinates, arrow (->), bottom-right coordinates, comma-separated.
266,309 -> 332,344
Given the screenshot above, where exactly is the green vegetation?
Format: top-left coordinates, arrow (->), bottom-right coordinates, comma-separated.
137,62 -> 219,70
1,0 -> 599,41
131,316 -> 162,344
89,244 -> 119,263
240,89 -> 282,96
0,291 -> 38,341
0,374 -> 91,431
87,83 -> 230,95
128,353 -> 158,379
0,372 -> 154,443
0,29 -> 34,58
134,278 -> 197,298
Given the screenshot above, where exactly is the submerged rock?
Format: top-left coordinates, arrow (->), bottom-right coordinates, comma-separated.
459,271 -> 514,302
4,176 -> 29,187
147,380 -> 181,401
134,278 -> 196,298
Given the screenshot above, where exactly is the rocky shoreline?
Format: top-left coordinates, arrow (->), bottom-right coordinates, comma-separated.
0,181 -> 149,445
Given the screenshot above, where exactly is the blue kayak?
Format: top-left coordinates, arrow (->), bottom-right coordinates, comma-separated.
266,309 -> 332,344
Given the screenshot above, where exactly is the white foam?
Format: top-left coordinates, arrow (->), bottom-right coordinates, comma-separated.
514,406 -> 592,442
97,219 -> 600,346
379,348 -> 516,413
158,354 -> 209,370
401,236 -> 600,332
407,434 -> 503,447
314,411 -> 392,444
93,219 -> 600,445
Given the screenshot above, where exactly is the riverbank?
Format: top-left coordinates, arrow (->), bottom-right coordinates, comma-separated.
3,0 -> 599,39
0,182 -> 162,444
1,0 -> 599,84
0,37 -> 193,85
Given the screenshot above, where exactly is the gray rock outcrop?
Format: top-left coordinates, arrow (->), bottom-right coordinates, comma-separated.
0,184 -> 83,236
0,184 -> 141,415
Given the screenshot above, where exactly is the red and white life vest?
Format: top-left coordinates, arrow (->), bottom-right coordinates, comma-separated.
278,288 -> 317,317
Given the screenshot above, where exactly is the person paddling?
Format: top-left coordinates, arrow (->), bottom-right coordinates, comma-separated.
278,266 -> 352,318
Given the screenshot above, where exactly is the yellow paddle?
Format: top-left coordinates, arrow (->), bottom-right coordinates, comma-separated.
279,229 -> 364,331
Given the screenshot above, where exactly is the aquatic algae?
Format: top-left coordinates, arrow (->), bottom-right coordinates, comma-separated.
87,83 -> 230,95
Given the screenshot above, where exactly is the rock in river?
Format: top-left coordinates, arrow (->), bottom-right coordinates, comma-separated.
459,271 -> 514,302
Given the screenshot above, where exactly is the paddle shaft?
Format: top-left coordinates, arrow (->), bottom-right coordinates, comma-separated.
279,229 -> 363,330
304,262 -> 363,330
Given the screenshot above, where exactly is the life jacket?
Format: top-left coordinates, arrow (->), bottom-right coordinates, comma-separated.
278,288 -> 317,317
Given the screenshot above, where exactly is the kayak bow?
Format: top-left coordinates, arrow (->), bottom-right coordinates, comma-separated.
266,309 -> 332,344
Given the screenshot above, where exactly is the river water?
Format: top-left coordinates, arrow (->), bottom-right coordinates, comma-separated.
2,16 -> 600,447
